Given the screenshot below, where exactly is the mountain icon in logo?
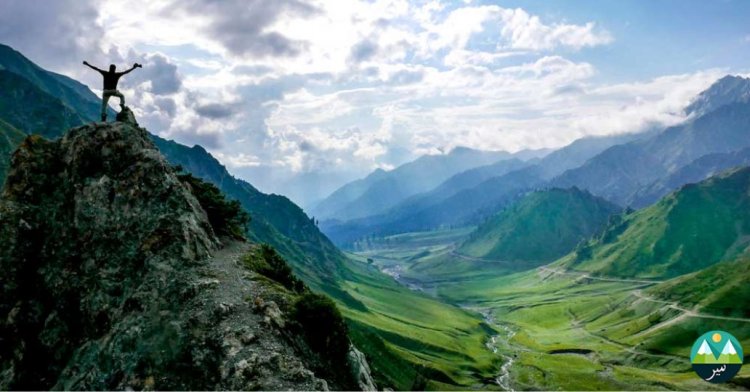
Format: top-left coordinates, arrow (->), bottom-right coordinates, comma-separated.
691,330 -> 744,383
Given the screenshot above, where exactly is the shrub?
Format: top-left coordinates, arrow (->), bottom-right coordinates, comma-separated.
243,244 -> 305,293
175,168 -> 250,239
291,292 -> 350,364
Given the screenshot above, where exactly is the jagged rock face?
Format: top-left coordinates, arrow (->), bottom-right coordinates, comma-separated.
348,347 -> 377,391
0,120 -> 336,390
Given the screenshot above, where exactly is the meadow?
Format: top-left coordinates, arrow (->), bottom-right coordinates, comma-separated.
345,228 -> 750,390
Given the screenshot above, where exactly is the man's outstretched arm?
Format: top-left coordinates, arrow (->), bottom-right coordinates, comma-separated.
118,63 -> 142,76
82,61 -> 104,73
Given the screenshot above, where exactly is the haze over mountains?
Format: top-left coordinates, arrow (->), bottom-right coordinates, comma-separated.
310,146 -> 548,221
318,75 -> 750,248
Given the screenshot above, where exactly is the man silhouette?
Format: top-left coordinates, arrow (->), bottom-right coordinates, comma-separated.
83,61 -> 142,121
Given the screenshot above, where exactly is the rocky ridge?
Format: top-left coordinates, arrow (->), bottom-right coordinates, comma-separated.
0,109 -> 373,390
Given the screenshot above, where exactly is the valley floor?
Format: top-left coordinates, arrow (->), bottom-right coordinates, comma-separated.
344,228 -> 750,390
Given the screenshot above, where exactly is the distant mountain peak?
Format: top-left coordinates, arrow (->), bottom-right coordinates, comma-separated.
686,74 -> 750,117
449,146 -> 479,154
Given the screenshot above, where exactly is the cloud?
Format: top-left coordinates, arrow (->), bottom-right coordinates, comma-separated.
498,7 -> 613,50
413,4 -> 611,60
173,0 -> 319,58
386,68 -> 424,85
349,39 -> 379,63
123,52 -> 182,95
154,97 -> 177,117
194,102 -> 238,119
0,0 -> 104,74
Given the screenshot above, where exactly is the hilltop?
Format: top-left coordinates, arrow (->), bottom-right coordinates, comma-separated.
459,187 -> 619,267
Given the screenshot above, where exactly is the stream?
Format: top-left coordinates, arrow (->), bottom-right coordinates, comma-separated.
378,262 -> 516,390
479,310 -> 516,391
380,264 -> 435,294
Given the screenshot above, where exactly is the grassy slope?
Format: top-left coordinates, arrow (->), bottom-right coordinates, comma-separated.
336,254 -> 499,390
0,70 -> 86,139
569,166 -> 750,278
459,187 -> 619,266
647,255 -> 750,318
418,262 -> 750,390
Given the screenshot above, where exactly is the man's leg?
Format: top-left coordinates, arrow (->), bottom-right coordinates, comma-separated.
114,90 -> 125,107
101,92 -> 111,121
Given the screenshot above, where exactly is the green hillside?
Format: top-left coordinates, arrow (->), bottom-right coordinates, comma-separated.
570,166 -> 750,278
336,256 -> 499,390
647,254 -> 750,319
0,69 -> 86,138
0,43 -> 105,121
459,187 -> 619,267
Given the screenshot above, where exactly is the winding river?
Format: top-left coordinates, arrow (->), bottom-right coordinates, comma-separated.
378,262 -> 516,390
479,310 -> 516,391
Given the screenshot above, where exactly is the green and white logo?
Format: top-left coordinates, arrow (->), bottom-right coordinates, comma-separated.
690,330 -> 743,383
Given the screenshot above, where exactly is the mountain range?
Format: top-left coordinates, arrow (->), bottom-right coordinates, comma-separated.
310,146 -> 548,222
319,76 -> 750,247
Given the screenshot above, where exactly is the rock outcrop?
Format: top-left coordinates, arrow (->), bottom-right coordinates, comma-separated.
349,346 -> 377,391
0,116 -> 358,390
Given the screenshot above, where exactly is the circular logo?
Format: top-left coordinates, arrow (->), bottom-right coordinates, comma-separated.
690,330 -> 744,383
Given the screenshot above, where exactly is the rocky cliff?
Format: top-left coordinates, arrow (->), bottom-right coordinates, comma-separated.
0,110 -> 372,390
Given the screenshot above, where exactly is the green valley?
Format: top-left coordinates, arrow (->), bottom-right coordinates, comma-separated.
347,227 -> 750,390
340,167 -> 750,389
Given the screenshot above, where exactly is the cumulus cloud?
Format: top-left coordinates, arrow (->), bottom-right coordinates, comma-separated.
498,8 -> 613,50
173,0 -> 319,58
120,52 -> 182,95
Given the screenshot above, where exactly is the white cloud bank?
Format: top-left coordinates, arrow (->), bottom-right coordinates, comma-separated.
0,0 -> 726,207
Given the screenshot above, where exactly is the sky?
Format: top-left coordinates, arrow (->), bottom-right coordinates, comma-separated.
1,0 -> 749,208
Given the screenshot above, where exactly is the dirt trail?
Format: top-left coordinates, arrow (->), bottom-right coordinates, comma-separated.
566,308 -> 686,363
537,266 -> 663,285
632,290 -> 750,323
449,251 -> 518,268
